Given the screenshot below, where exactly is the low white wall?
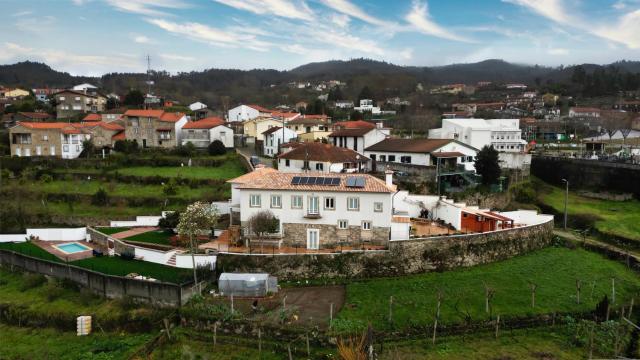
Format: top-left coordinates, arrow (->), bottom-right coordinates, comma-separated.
110,216 -> 162,227
212,201 -> 231,215
391,222 -> 410,240
0,234 -> 27,243
499,152 -> 532,170
498,210 -> 554,226
134,247 -> 175,265
26,228 -> 87,241
175,254 -> 217,269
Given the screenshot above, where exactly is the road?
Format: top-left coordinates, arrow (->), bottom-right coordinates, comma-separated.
235,146 -> 274,168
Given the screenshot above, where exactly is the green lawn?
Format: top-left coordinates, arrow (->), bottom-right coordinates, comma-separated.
538,181 -> 640,241
0,241 -> 63,262
337,247 -> 640,332
0,242 -> 190,283
115,161 -> 246,180
72,256 -> 192,284
95,226 -> 131,235
0,324 -> 151,360
124,229 -> 174,245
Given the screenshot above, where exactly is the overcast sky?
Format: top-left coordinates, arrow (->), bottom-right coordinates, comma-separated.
0,0 -> 639,76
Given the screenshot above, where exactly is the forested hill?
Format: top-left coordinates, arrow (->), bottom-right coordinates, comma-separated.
1,58 -> 639,106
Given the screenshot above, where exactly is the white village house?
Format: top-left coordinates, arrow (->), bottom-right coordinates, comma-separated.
364,138 -> 478,172
262,126 -> 297,157
277,142 -> 370,173
228,104 -> 273,122
181,117 -> 234,148
428,118 -> 531,169
228,168 -> 395,249
328,121 -> 390,154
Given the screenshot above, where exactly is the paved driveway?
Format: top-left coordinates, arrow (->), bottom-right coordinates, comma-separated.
236,147 -> 273,168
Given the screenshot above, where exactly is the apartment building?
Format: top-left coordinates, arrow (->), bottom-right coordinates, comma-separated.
54,90 -> 106,119
9,122 -> 89,158
429,118 -> 526,153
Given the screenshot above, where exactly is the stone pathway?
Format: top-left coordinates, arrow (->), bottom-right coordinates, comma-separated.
111,227 -> 159,240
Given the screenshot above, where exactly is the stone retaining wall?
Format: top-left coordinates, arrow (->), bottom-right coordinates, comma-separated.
281,223 -> 389,248
217,219 -> 554,280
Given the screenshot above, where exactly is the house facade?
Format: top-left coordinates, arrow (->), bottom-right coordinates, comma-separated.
364,138 -> 478,172
123,110 -> 187,148
262,126 -> 297,156
328,126 -> 390,154
9,122 -> 89,158
228,104 -> 272,122
54,90 -> 106,119
228,169 -> 394,249
278,142 -> 370,173
181,117 -> 234,148
244,117 -> 285,141
85,122 -> 125,149
428,118 -> 526,153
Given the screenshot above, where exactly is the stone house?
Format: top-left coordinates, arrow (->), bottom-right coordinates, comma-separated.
122,109 -> 187,148
9,122 -> 90,158
54,90 -> 106,119
228,168 -> 395,249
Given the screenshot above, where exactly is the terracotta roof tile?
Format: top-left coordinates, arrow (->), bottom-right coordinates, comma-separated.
364,138 -> 456,153
183,117 -> 225,129
262,126 -> 283,135
124,109 -> 165,117
229,170 -> 393,193
333,120 -> 375,129
82,113 -> 102,121
248,104 -> 274,113
159,112 -> 185,122
18,112 -> 51,120
112,131 -> 125,140
278,142 -> 368,163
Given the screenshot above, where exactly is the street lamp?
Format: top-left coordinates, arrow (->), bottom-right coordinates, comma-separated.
561,178 -> 569,230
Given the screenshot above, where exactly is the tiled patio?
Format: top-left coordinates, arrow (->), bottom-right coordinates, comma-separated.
110,227 -> 159,239
33,240 -> 102,261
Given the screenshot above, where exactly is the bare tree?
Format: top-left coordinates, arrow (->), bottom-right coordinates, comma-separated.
246,210 -> 279,253
177,202 -> 219,291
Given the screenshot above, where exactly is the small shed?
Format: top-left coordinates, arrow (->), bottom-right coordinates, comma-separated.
218,273 -> 278,297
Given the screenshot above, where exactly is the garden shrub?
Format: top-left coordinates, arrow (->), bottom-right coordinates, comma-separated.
208,140 -> 226,156
44,280 -> 65,301
162,178 -> 178,196
91,188 -> 109,206
39,173 -> 53,183
19,273 -> 47,291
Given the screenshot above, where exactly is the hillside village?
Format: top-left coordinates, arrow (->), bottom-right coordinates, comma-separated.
2,61 -> 640,358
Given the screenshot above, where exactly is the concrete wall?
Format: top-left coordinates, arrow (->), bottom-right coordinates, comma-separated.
217,216 -> 554,280
110,216 -> 162,227
27,227 -> 87,241
531,156 -> 640,199
175,254 -> 217,269
0,250 -> 192,307
0,235 -> 27,243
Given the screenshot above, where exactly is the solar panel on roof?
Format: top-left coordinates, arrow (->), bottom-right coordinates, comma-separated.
306,177 -> 317,184
291,176 -> 301,185
322,177 -> 332,185
355,177 -> 366,187
346,177 -> 356,187
331,178 -> 341,185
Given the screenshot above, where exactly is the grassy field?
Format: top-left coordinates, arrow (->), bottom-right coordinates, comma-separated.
125,229 -> 174,245
115,162 -> 246,179
0,242 -> 191,283
537,181 -> 640,241
379,326 -> 586,360
97,226 -> 131,235
0,324 -> 152,360
72,256 -> 192,283
337,247 -> 640,331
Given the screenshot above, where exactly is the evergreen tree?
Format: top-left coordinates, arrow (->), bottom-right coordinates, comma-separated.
474,145 -> 501,185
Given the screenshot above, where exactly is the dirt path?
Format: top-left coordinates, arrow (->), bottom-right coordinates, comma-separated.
111,227 -> 157,239
554,229 -> 640,260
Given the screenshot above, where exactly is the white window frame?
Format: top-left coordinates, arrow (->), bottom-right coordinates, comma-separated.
270,194 -> 282,208
362,221 -> 372,230
374,202 -> 383,212
308,196 -> 320,215
324,197 -> 335,210
291,195 -> 303,209
347,197 -> 359,211
338,220 -> 348,229
250,194 -> 261,208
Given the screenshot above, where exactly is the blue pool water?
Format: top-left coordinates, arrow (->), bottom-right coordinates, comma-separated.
58,243 -> 90,254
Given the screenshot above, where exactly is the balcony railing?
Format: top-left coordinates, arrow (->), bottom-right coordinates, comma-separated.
304,210 -> 321,219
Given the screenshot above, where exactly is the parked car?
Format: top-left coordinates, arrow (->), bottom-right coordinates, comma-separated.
250,156 -> 261,167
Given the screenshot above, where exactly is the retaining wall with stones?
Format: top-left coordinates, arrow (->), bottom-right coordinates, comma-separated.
217,218 -> 554,280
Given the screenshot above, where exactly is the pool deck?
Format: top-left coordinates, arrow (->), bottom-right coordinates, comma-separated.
33,240 -> 101,261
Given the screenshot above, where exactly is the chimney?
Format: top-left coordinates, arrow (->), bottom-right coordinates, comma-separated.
385,167 -> 393,187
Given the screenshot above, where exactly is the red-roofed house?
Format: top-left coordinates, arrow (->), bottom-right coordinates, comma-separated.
9,122 -> 91,158
181,117 -> 234,148
277,142 -> 370,173
123,109 -> 187,148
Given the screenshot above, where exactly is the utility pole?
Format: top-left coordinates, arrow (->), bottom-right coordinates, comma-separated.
562,178 -> 569,229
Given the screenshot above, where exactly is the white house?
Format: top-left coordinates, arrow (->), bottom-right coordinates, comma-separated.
262,126 -> 297,157
228,168 -> 395,249
72,83 -> 97,92
354,99 -> 381,114
189,101 -> 208,112
429,118 -> 526,153
278,142 -> 370,173
228,104 -> 272,122
181,117 -> 234,148
569,107 -> 601,118
329,124 -> 389,154
364,138 -> 478,172
335,100 -> 354,109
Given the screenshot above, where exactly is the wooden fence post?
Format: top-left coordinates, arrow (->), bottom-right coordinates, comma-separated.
214,323 -> 217,347
330,303 -> 334,328
495,315 -> 500,339
388,296 -> 394,324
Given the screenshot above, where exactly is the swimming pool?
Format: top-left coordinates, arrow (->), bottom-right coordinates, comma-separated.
56,242 -> 91,254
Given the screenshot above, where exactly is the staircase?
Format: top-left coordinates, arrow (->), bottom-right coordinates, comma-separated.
166,253 -> 177,266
